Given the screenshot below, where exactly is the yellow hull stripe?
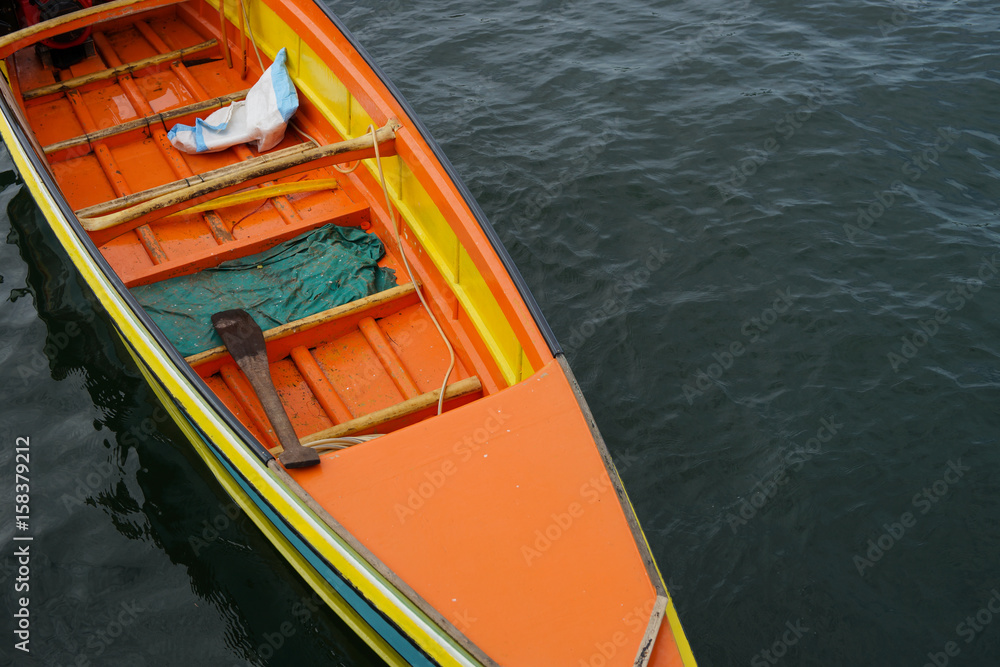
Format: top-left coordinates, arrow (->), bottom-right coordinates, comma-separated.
124,342 -> 407,666
611,463 -> 699,666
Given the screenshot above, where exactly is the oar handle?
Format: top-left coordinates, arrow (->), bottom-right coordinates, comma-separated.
234,347 -> 301,452
212,309 -> 320,468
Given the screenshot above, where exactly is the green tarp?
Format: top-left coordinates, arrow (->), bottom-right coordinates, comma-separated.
133,225 -> 396,357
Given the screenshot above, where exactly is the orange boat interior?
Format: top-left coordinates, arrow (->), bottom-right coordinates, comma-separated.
2,1 -> 688,664
10,5 -> 494,438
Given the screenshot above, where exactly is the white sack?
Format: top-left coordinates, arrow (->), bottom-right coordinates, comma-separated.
168,48 -> 298,153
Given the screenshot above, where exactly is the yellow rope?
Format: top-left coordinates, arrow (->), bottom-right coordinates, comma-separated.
333,160 -> 361,174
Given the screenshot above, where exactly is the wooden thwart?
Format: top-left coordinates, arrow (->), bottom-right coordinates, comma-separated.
185,282 -> 419,368
79,120 -> 400,234
265,377 -> 483,453
22,39 -> 218,100
0,0 -> 189,59
43,89 -> 249,154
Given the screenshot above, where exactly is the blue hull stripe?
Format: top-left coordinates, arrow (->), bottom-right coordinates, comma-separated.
136,347 -> 439,666
209,445 -> 436,667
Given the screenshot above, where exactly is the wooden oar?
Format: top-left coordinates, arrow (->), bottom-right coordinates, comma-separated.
212,309 -> 320,468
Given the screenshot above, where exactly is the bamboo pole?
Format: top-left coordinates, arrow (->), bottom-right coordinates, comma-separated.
43,89 -> 249,154
23,39 -> 218,100
218,0 -> 232,68
0,0 -> 190,60
74,142 -> 315,218
80,120 -> 399,233
166,178 -> 338,216
269,377 -> 484,450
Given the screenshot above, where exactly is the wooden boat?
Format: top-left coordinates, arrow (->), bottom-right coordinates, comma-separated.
0,1 -> 697,664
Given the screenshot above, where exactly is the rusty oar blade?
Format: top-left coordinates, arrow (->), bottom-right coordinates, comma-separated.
211,309 -> 320,468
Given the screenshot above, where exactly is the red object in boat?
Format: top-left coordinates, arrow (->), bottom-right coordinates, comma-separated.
17,0 -> 92,48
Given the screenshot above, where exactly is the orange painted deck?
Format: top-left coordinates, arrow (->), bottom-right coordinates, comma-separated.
1,0 -> 690,664
293,360 -> 671,666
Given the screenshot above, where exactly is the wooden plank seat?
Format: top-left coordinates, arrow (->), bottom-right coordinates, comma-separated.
43,89 -> 250,155
114,181 -> 369,287
185,282 -> 422,376
22,39 -> 219,100
184,281 -> 480,452
290,377 -> 482,451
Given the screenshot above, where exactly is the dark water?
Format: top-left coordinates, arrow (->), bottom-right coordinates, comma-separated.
3,0 -> 999,665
